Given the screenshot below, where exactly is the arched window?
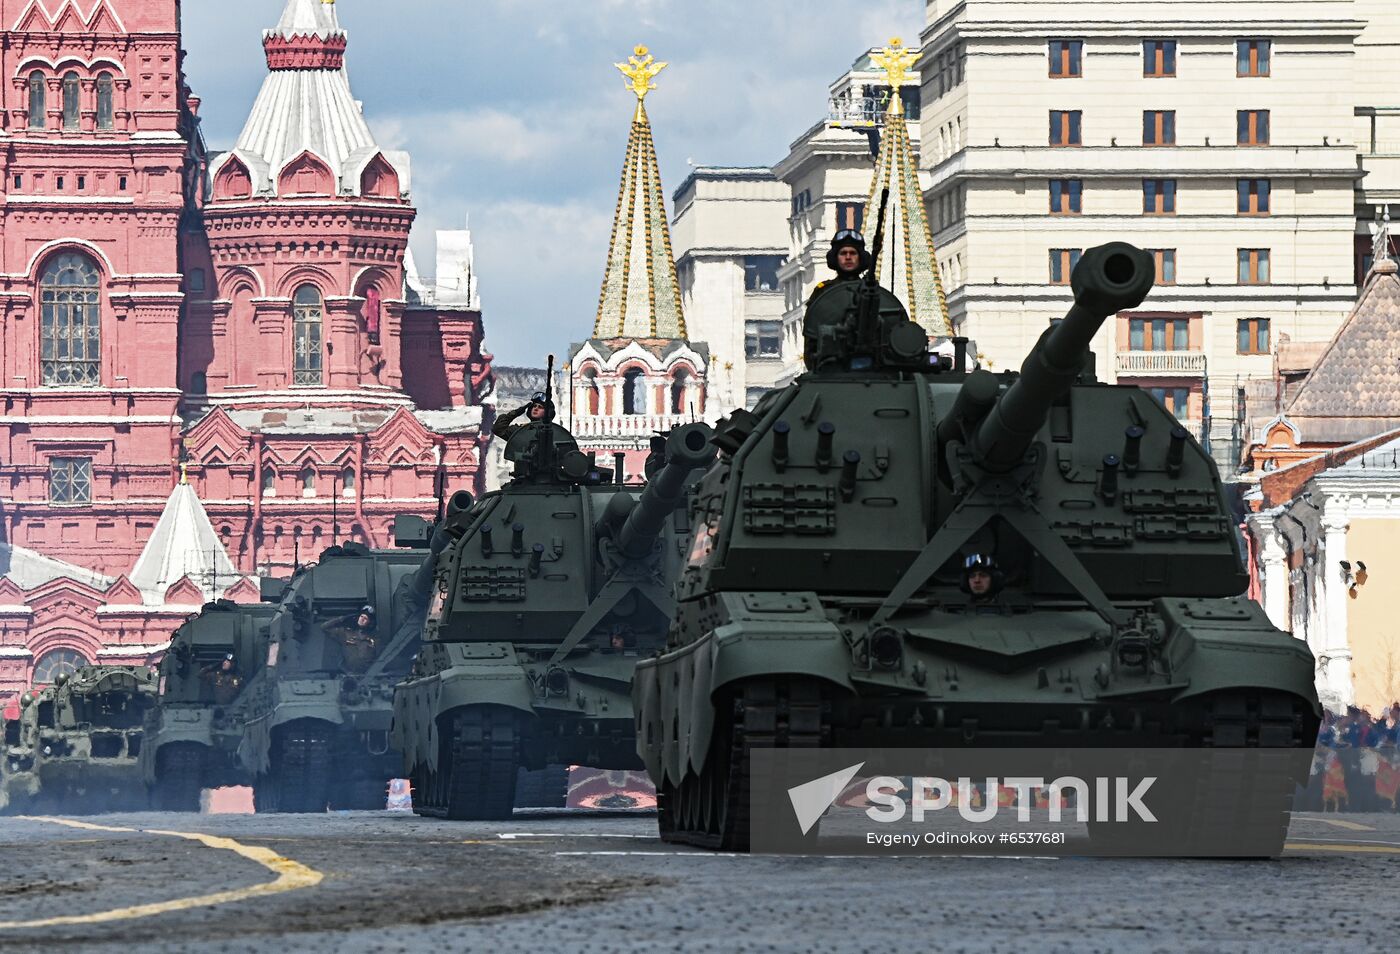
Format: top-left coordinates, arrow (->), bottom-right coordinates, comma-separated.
622,368 -> 645,415
300,466 -> 316,496
28,70 -> 45,129
583,367 -> 600,415
96,72 -> 114,130
292,284 -> 323,385
341,467 -> 356,497
362,285 -> 381,344
670,367 -> 691,415
61,71 -> 79,130
261,466 -> 276,497
33,647 -> 88,685
40,252 -> 102,386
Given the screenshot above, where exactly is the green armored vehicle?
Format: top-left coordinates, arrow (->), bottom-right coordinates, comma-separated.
394,377 -> 715,819
242,519 -> 433,813
142,599 -> 279,811
633,241 -> 1320,853
1,666 -> 157,814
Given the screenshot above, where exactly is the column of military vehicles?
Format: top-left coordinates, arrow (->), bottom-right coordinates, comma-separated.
2,235 -> 1321,855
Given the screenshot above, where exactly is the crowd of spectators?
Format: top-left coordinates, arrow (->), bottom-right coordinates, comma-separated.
1301,705 -> 1400,812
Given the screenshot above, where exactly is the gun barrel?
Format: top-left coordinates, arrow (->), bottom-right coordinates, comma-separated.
616,423 -> 717,559
968,243 -> 1154,472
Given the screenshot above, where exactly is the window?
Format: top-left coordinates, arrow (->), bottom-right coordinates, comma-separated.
790,189 -> 811,217
1049,110 -> 1081,146
1148,387 -> 1191,418
743,255 -> 785,292
32,648 -> 88,685
1049,40 -> 1082,77
362,285 -> 382,344
1142,110 -> 1175,146
835,201 -> 863,234
300,467 -> 316,497
56,176 -> 64,190
118,175 -> 127,191
97,72 -> 114,130
1143,179 -> 1176,214
188,268 -> 206,292
341,468 -> 356,497
622,368 -> 644,414
1237,39 -> 1270,76
62,71 -> 79,130
1049,249 -> 1082,285
12,175 -> 20,189
292,284 -> 323,385
1049,179 -> 1082,214
1143,40 -> 1177,77
1238,248 -> 1270,284
49,457 -> 92,504
1129,317 -> 1189,351
1237,110 -> 1269,145
40,252 -> 102,386
745,320 -> 783,358
670,367 -> 691,414
261,467 -> 276,497
1238,318 -> 1270,354
76,175 -> 85,190
1150,249 -> 1177,285
1237,178 -> 1270,214
28,70 -> 45,129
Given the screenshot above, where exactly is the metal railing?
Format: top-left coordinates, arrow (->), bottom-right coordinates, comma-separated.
567,413 -> 697,438
1115,351 -> 1208,375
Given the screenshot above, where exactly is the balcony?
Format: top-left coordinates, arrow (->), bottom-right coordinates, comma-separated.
1114,351 -> 1207,376
567,413 -> 696,439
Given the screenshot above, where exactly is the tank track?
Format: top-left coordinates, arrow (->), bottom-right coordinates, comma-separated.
660,681 -> 1313,854
661,678 -> 829,851
152,743 -> 204,812
255,722 -> 331,814
412,707 -> 520,820
515,763 -> 570,809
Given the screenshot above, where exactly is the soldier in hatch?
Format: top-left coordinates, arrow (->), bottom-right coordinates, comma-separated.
960,554 -> 1006,612
324,605 -> 380,674
200,653 -> 244,705
491,392 -> 552,441
806,229 -> 872,307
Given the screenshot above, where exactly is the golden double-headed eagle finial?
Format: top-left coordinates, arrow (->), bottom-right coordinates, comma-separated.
871,36 -> 918,92
617,44 -> 667,102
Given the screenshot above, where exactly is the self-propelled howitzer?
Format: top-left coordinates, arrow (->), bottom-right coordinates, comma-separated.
634,242 -> 1319,853
393,420 -> 715,819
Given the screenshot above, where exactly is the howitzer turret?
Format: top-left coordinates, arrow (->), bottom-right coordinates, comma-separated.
611,424 -> 718,559
968,242 -> 1155,472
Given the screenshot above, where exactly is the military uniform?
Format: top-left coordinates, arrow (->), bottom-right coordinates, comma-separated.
325,612 -> 378,673
200,664 -> 244,706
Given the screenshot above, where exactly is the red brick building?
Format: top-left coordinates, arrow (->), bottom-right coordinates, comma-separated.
0,0 -> 494,706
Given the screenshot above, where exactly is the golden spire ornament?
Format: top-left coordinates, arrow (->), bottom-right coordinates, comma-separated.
617,44 -> 667,103
870,37 -> 918,115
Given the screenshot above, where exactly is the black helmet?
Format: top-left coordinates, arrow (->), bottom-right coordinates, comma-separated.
963,553 -> 997,573
959,553 -> 1004,596
826,229 -> 873,274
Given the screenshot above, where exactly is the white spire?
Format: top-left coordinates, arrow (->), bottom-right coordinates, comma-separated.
270,0 -> 343,40
128,482 -> 238,604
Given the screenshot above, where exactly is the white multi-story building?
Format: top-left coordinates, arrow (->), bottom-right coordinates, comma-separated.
670,167 -> 792,410
919,0 -> 1367,466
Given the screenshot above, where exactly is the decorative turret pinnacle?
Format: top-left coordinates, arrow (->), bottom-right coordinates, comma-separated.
592,45 -> 686,341
865,38 -> 951,336
264,0 -> 347,70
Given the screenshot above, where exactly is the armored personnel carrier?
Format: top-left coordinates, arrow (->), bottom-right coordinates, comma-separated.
142,599 -> 278,811
394,374 -> 715,820
633,241 -> 1320,853
241,517 -> 434,813
1,666 -> 157,814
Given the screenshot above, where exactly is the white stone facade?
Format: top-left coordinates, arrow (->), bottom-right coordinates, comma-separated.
671,167 -> 792,410
919,0 -> 1377,467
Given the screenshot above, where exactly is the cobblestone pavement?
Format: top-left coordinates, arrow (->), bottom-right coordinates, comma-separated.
0,808 -> 1394,953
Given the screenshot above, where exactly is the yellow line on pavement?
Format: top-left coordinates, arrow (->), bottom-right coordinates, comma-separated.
1308,818 -> 1376,831
1286,841 -> 1400,855
0,817 -> 323,930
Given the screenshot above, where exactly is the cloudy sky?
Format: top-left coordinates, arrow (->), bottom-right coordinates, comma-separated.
181,0 -> 917,366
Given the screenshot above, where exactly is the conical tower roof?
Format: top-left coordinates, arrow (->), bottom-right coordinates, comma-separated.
128,474 -> 239,604
864,39 -> 950,337
214,0 -> 408,200
593,45 -> 686,340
